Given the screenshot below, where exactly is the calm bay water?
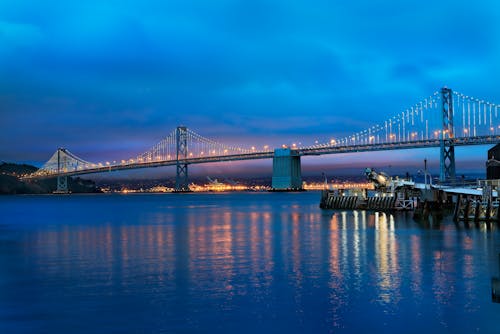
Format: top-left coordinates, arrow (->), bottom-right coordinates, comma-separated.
1,192 -> 499,333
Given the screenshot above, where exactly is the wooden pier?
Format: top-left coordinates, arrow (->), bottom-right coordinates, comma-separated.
453,195 -> 500,223
320,190 -> 417,211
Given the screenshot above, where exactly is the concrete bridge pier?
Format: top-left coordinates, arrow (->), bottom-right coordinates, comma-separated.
271,148 -> 302,191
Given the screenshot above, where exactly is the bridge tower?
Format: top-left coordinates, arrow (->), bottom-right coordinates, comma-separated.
439,87 -> 456,182
175,126 -> 190,192
55,148 -> 69,193
272,148 -> 302,190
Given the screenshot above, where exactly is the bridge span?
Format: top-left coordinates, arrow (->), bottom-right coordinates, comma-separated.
25,87 -> 500,192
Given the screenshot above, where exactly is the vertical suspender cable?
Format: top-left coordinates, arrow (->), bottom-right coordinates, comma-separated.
473,102 -> 476,136
478,101 -> 482,125
462,97 -> 465,136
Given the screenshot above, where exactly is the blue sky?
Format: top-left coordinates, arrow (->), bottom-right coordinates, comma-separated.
1,1 -> 499,175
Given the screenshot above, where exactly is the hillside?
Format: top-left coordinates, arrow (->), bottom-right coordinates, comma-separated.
0,162 -> 101,194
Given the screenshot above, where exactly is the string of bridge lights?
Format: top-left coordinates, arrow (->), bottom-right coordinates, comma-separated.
312,90 -> 500,149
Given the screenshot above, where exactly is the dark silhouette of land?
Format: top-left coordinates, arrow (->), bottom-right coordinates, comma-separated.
0,162 -> 101,194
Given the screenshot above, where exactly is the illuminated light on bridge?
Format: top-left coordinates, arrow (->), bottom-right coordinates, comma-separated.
302,182 -> 375,191
27,87 -> 500,193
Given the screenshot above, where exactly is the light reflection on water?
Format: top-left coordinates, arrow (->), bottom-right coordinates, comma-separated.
0,192 -> 499,333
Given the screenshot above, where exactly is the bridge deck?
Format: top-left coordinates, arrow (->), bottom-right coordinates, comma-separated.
27,135 -> 500,179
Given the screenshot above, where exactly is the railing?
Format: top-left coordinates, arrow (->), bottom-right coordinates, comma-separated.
478,179 -> 500,188
435,179 -> 480,188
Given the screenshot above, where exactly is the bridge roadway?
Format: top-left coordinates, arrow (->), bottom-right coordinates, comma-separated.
27,135 -> 500,179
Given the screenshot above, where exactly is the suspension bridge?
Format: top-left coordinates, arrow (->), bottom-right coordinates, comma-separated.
25,87 -> 500,192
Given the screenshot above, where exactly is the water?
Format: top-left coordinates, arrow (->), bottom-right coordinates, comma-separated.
1,192 -> 499,333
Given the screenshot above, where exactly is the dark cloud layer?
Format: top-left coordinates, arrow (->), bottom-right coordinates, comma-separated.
1,0 -> 499,170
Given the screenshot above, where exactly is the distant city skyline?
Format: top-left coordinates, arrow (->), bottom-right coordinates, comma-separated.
1,1 -> 499,173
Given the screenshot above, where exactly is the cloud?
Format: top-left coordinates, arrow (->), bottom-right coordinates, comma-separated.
0,0 -> 499,172
0,20 -> 42,47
